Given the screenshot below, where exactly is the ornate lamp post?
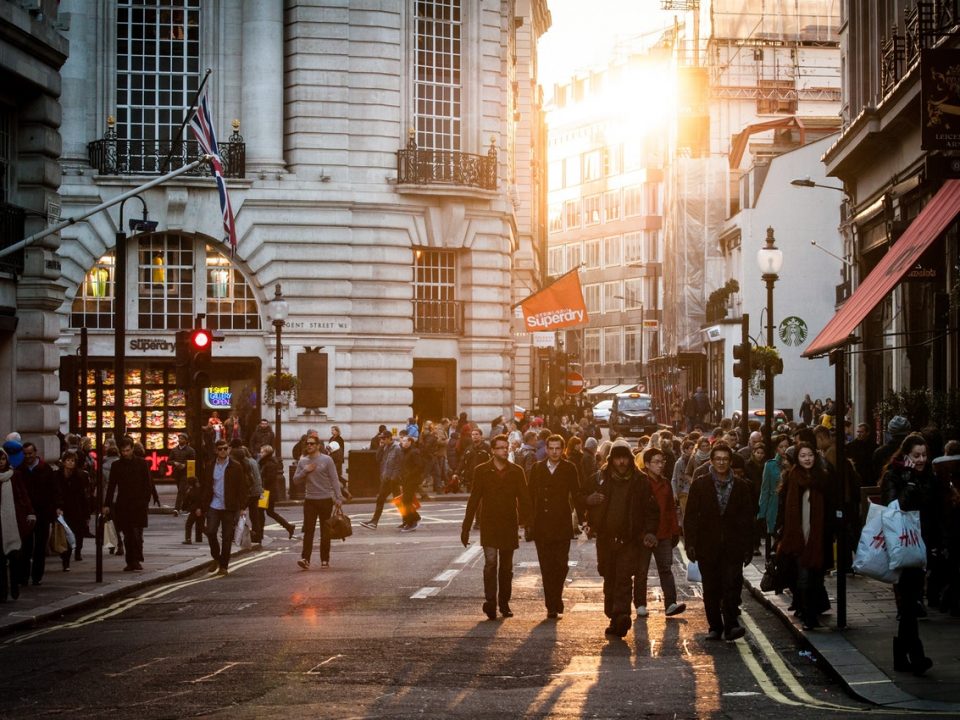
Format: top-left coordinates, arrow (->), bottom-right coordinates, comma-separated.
756,228 -> 783,457
266,284 -> 289,470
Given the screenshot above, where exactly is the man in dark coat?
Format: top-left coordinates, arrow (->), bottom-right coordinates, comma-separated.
683,442 -> 756,641
398,434 -> 423,531
249,419 -> 275,455
168,433 -> 196,517
525,434 -> 585,619
200,439 -> 248,575
585,441 -> 659,638
17,442 -> 59,585
461,433 -> 531,619
453,427 -> 491,493
103,437 -> 153,571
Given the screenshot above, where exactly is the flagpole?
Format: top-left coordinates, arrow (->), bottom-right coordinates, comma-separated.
159,67 -> 214,174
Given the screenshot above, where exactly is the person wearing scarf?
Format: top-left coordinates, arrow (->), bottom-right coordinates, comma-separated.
0,449 -> 34,601
776,442 -> 834,631
683,442 -> 755,642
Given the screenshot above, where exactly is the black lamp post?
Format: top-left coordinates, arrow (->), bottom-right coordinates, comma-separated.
756,227 -> 783,457
266,283 -> 289,468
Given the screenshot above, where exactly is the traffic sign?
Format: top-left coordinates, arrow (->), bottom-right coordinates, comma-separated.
565,371 -> 585,395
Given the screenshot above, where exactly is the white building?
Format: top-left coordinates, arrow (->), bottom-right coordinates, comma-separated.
7,0 -> 550,469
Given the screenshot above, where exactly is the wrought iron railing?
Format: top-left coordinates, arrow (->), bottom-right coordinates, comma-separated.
881,31 -> 906,96
87,121 -> 245,178
397,137 -> 497,190
414,299 -> 463,335
0,201 -> 25,275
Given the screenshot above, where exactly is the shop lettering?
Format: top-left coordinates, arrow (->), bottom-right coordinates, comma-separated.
129,338 -> 175,352
283,319 -> 350,331
525,309 -> 585,330
205,387 -> 232,409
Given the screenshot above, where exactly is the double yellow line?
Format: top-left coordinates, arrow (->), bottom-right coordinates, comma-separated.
3,550 -> 282,646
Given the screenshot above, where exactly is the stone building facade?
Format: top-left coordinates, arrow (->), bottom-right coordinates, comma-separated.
8,0 -> 550,466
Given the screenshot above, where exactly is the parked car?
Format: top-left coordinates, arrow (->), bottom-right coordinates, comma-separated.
591,399 -> 612,426
731,409 -> 788,427
610,393 -> 658,437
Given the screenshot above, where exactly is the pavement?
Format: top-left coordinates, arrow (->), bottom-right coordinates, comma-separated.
5,483 -> 960,712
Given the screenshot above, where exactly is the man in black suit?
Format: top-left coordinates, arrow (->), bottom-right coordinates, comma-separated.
683,442 -> 755,642
525,434 -> 586,619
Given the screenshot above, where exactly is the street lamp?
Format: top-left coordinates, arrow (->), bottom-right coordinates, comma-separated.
756,227 -> 783,457
790,177 -> 845,192
266,283 -> 289,473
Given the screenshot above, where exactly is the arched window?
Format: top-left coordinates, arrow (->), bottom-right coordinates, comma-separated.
70,234 -> 261,331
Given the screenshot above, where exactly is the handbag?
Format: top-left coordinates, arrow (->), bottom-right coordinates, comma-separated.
759,560 -> 778,592
233,512 -> 252,550
326,506 -> 353,541
882,500 -> 927,571
686,560 -> 702,583
853,502 -> 901,583
102,518 -> 118,550
257,490 -> 270,509
47,521 -> 69,556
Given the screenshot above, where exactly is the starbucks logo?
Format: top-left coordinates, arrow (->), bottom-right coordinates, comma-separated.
778,316 -> 808,346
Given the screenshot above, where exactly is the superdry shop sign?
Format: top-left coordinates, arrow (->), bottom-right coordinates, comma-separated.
921,48 -> 960,151
129,337 -> 175,353
517,269 -> 589,332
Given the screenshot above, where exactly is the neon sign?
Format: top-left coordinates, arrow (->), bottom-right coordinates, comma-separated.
204,386 -> 232,410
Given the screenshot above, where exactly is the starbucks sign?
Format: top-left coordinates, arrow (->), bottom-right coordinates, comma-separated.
778,316 -> 808,346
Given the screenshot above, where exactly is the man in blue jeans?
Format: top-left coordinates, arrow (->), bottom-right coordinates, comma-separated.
200,440 -> 247,576
293,436 -> 343,569
360,431 -> 402,530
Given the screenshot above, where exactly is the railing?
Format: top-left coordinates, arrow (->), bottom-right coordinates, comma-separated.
0,202 -> 25,275
88,125 -> 245,178
414,299 -> 463,335
881,31 -> 906,96
884,1 -> 960,96
397,137 -> 497,190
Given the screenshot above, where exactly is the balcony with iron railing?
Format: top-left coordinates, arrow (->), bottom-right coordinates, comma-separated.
397,135 -> 497,191
0,201 -> 26,275
414,299 -> 464,335
881,1 -> 960,96
87,117 -> 245,178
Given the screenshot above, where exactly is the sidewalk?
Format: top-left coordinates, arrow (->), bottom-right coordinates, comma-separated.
743,555 -> 960,711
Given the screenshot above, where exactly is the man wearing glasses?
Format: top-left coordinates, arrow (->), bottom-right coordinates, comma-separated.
682,442 -> 755,642
293,435 -> 343,569
461,434 -> 530,620
200,440 -> 247,576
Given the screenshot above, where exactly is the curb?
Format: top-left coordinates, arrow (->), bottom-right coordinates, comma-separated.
742,564 -> 960,712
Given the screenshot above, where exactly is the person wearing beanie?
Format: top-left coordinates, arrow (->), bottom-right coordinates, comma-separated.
585,442 -> 659,638
871,416 -> 912,487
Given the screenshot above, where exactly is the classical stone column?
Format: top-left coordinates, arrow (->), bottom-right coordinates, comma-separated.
58,0 -> 95,172
242,0 -> 286,175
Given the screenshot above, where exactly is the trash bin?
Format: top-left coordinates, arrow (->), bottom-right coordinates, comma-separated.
347,449 -> 379,498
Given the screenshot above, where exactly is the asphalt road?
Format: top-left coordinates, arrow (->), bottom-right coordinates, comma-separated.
0,501 -> 902,719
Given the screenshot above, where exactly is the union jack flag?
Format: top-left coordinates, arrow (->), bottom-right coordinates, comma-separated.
189,90 -> 237,254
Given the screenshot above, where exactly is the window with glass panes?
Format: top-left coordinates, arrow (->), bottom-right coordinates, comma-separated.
414,248 -> 457,302
583,283 -> 600,314
564,199 -> 581,229
643,230 -> 659,262
623,231 -> 642,264
548,204 -> 562,233
623,186 -> 642,216
548,246 -> 565,275
582,150 -> 601,182
116,1 -> 201,167
415,0 -> 461,151
583,239 -> 600,269
206,247 -> 261,330
71,252 -> 116,329
583,194 -> 601,225
566,242 -> 581,270
624,325 -> 641,362
603,327 -> 622,363
624,277 -> 654,308
603,235 -> 621,267
138,234 -> 194,330
602,145 -> 621,176
603,189 -> 620,221
603,281 -> 622,313
583,328 -> 600,363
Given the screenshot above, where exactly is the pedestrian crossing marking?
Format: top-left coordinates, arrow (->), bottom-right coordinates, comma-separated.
410,587 -> 440,599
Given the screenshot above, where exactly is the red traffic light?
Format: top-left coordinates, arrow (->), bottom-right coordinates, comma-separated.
190,329 -> 212,350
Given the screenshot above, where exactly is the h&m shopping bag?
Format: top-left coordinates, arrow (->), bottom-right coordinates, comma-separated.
881,500 -> 926,571
853,502 -> 901,583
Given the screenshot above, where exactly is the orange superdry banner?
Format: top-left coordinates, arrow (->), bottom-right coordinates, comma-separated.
518,269 -> 589,332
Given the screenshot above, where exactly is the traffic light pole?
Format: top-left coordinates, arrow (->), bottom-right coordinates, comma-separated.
740,313 -> 750,443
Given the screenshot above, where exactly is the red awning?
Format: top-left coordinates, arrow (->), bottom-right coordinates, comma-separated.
803,178 -> 960,358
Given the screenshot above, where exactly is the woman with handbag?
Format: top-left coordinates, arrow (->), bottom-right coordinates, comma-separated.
258,445 -> 295,539
54,450 -> 89,569
776,442 -> 834,630
880,433 -> 941,675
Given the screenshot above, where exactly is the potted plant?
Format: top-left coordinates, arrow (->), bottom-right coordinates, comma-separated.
748,345 -> 781,397
265,372 -> 298,405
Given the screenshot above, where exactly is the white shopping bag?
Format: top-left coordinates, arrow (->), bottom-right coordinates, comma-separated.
881,500 -> 926,571
852,502 -> 901,583
232,512 -> 252,550
102,519 -> 118,549
57,516 -> 77,550
686,560 -> 702,583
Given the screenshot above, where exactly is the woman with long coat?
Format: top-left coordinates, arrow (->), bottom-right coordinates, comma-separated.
54,449 -> 89,569
776,442 -> 834,630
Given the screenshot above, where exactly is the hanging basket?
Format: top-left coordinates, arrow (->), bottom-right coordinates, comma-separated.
265,372 -> 298,405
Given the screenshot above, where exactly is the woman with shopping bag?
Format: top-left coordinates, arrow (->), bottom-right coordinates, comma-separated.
880,433 -> 942,675
54,450 -> 89,570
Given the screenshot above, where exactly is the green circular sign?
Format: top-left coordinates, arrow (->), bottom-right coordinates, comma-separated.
778,316 -> 808,346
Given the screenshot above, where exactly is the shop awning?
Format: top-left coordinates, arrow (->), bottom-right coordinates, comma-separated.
803,179 -> 960,358
586,384 -> 616,395
606,383 -> 639,394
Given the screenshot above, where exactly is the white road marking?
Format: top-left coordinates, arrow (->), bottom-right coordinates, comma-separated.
452,544 -> 483,564
432,569 -> 460,582
105,657 -> 169,677
186,661 -> 251,684
410,587 -> 440,599
306,655 -> 344,674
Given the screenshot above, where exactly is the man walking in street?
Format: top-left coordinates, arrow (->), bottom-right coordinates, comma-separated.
169,433 -> 195,517
683,442 -> 755,641
103,437 -> 153,572
461,434 -> 530,619
293,435 -> 343,569
398,433 -> 424,532
526,434 -> 585,618
17,442 -> 58,585
200,440 -> 247,575
360,431 -> 403,530
585,441 -> 659,638
453,426 -> 491,493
